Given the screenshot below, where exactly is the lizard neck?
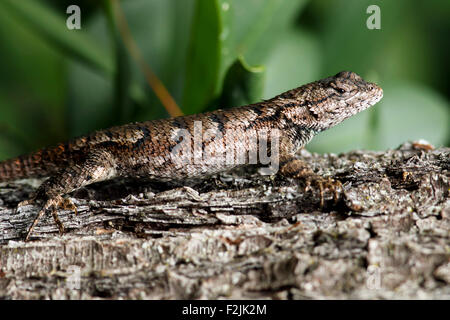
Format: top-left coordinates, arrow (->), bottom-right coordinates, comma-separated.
287,124 -> 317,152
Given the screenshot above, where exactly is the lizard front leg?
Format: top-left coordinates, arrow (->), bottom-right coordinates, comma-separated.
21,150 -> 117,241
279,156 -> 343,207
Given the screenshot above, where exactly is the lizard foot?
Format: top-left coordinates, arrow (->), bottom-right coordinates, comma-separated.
280,158 -> 343,207
303,175 -> 343,208
24,196 -> 77,241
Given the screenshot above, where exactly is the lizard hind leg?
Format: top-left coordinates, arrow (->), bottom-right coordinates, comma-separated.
25,195 -> 69,241
17,189 -> 76,241
23,150 -> 116,241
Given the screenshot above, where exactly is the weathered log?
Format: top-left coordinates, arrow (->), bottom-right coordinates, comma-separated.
0,141 -> 448,299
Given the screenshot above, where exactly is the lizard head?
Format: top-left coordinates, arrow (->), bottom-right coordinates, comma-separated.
309,71 -> 383,131
281,71 -> 383,132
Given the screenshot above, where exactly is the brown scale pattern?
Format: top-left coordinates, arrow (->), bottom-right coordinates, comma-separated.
0,71 -> 383,185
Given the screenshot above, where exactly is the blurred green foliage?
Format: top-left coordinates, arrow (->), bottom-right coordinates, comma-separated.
0,0 -> 448,161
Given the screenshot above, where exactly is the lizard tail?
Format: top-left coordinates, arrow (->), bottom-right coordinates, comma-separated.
0,153 -> 46,182
0,148 -> 64,182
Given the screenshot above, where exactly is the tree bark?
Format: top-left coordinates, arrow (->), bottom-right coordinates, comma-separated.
0,141 -> 448,299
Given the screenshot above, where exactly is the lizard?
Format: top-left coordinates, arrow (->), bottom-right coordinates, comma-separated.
0,71 -> 383,241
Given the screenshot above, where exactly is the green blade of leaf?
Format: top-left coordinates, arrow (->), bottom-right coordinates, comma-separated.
183,0 -> 308,114
218,0 -> 308,84
0,0 -> 113,75
102,0 -> 133,123
211,56 -> 265,110
183,0 -> 222,114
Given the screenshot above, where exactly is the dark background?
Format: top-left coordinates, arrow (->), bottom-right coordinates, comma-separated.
0,0 -> 448,161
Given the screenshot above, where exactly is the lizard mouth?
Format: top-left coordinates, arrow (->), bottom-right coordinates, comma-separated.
371,84 -> 384,106
360,81 -> 383,110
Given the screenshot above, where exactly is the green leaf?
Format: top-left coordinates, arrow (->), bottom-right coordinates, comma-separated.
67,0 -> 196,136
183,0 -> 221,114
0,3 -> 67,155
263,29 -> 322,99
184,0 -> 308,113
0,93 -> 30,159
218,0 -> 308,79
212,56 -> 265,110
102,0 -> 133,124
0,0 -> 113,75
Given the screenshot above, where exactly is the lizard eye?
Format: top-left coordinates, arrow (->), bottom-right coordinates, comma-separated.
330,82 -> 347,94
331,85 -> 346,94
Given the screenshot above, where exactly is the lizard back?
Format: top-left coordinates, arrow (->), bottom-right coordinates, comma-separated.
0,71 -> 383,182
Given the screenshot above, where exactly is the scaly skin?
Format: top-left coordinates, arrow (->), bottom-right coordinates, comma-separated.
0,71 -> 383,240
